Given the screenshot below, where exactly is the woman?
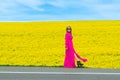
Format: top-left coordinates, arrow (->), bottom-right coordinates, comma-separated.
64,26 -> 88,68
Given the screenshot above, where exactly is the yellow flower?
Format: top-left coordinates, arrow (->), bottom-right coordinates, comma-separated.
0,21 -> 120,68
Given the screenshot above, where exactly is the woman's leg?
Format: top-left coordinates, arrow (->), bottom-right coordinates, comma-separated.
74,53 -> 83,67
74,53 -> 79,61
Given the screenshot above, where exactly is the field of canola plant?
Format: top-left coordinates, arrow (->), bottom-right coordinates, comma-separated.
0,20 -> 120,68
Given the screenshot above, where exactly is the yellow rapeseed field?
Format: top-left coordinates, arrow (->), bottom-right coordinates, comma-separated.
0,20 -> 120,68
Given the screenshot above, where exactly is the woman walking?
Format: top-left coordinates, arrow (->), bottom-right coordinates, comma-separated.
64,26 -> 88,68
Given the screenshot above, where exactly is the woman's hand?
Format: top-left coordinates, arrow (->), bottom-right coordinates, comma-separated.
66,48 -> 68,50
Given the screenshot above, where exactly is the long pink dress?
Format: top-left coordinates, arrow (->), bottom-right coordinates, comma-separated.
64,32 -> 88,68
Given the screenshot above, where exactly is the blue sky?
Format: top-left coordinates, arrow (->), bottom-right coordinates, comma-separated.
0,0 -> 120,21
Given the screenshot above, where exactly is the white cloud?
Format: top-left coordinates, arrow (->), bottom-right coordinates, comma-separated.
46,0 -> 82,8
16,0 -> 45,11
87,3 -> 120,18
73,0 -> 120,19
0,0 -> 18,14
0,0 -> 120,21
46,0 -> 99,8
